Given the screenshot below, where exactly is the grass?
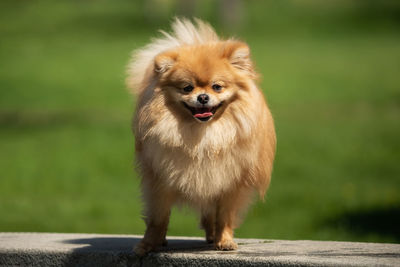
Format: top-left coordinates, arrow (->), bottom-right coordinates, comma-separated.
0,0 -> 399,243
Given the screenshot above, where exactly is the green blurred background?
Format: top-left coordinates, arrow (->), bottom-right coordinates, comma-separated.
1,0 -> 399,243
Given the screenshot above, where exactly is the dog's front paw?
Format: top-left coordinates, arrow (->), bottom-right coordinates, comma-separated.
205,234 -> 214,244
215,239 -> 238,251
133,241 -> 155,257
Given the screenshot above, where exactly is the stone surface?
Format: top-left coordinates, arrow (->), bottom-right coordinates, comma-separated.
0,233 -> 399,266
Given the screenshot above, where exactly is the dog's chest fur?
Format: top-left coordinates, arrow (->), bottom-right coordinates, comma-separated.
138,109 -> 256,202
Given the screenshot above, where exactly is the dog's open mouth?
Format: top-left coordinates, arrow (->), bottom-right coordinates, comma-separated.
182,102 -> 223,122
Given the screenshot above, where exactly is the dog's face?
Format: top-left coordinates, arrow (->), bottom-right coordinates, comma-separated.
154,41 -> 255,123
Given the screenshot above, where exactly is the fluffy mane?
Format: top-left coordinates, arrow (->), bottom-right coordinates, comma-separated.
126,18 -> 220,94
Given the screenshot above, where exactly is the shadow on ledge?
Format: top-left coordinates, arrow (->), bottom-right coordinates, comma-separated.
60,236 -> 217,266
62,236 -> 212,253
61,236 -> 293,259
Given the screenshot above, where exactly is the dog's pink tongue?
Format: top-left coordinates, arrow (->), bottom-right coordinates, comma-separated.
194,112 -> 213,118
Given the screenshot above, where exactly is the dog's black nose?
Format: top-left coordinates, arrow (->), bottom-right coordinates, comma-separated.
197,94 -> 209,104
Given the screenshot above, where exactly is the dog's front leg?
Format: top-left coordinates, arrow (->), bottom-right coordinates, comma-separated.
200,206 -> 216,244
214,186 -> 253,250
214,206 -> 238,250
134,179 -> 175,256
214,195 -> 239,251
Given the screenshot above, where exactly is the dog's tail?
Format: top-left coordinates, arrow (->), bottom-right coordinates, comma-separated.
126,17 -> 219,95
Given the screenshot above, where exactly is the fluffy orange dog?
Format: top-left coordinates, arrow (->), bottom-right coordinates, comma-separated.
127,18 -> 276,255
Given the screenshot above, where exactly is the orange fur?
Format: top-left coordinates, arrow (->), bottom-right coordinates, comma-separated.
127,18 -> 276,256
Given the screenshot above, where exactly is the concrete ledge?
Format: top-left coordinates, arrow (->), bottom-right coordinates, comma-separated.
0,233 -> 399,266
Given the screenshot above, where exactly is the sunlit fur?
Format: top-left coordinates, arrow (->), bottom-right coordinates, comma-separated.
126,18 -> 276,256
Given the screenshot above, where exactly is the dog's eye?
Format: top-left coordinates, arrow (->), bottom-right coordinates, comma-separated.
212,84 -> 222,92
183,85 -> 194,92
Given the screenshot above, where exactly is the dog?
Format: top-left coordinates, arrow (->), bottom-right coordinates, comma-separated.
126,18 -> 276,256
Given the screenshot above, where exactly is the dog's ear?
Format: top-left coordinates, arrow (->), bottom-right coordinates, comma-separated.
223,41 -> 256,78
154,51 -> 178,73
